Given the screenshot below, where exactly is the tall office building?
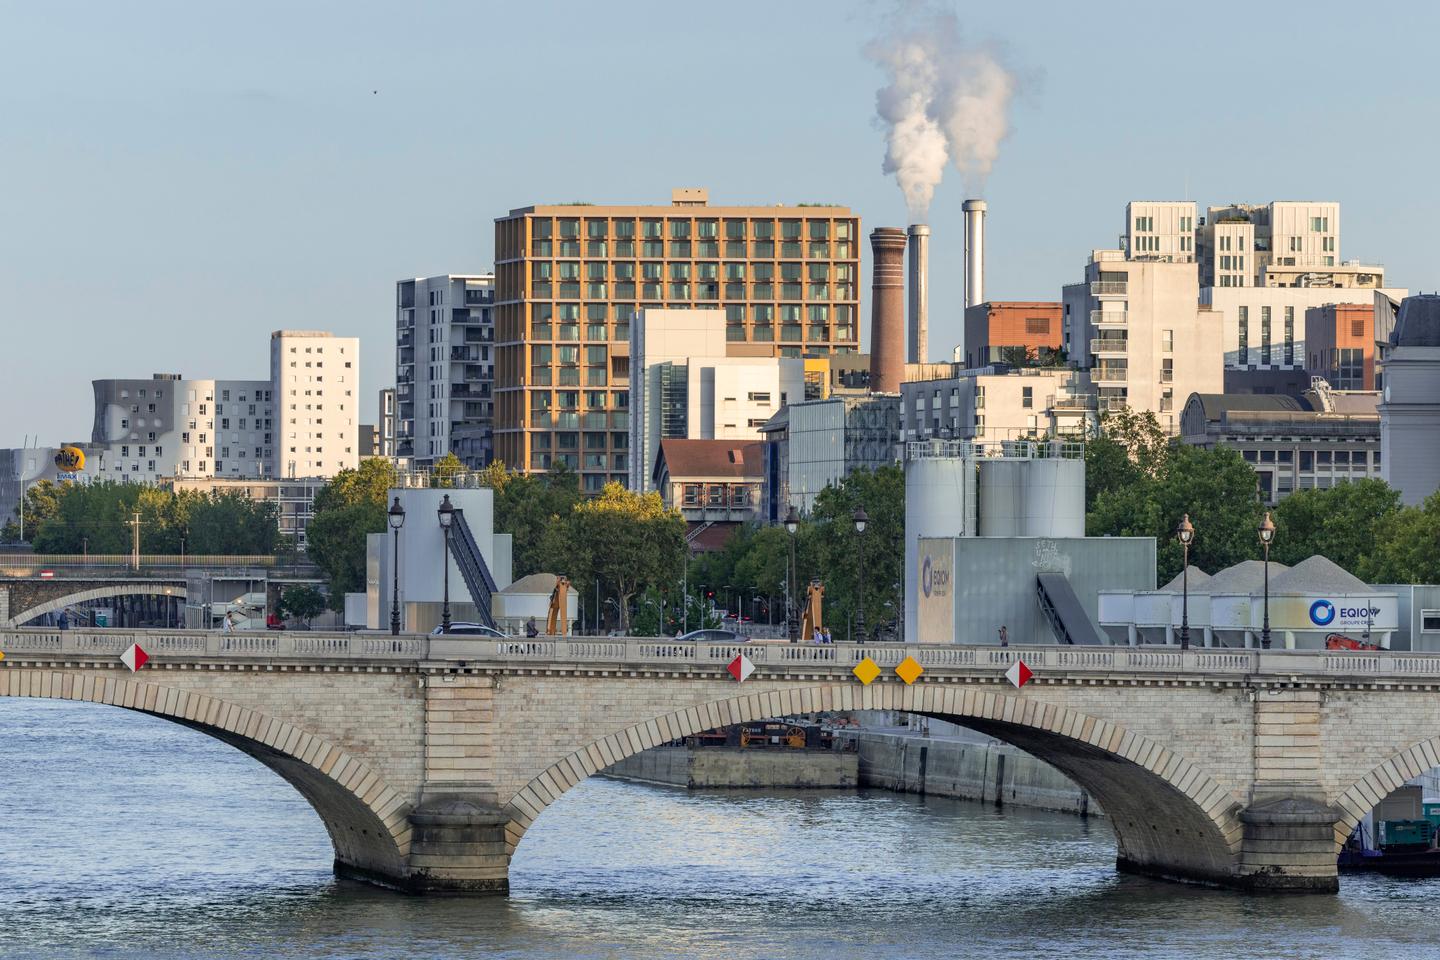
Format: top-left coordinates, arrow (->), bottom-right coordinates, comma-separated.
395,274 -> 497,468
493,189 -> 860,491
270,330 -> 360,479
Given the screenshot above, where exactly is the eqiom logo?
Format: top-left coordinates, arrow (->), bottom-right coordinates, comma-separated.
921,554 -> 950,599
1309,600 -> 1336,626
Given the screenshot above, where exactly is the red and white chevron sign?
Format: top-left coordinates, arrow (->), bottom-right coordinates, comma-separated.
120,643 -> 149,672
1005,659 -> 1033,689
727,653 -> 755,683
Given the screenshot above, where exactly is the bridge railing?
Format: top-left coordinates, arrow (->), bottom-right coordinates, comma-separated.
0,628 -> 425,661
7,628 -> 1440,680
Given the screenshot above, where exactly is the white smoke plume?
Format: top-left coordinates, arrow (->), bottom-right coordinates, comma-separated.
867,9 -> 1017,219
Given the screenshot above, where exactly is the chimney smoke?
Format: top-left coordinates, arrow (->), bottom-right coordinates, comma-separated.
907,225 -> 930,364
869,227 -> 908,393
963,199 -> 987,310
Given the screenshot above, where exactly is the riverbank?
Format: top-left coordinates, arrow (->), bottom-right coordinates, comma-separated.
840,726 -> 1102,818
603,745 -> 858,789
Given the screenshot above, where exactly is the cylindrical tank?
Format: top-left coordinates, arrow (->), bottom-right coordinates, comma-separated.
977,459 -> 1025,537
963,199 -> 986,309
869,227 -> 908,393
977,457 -> 1086,538
904,455 -> 977,644
1020,458 -> 1085,537
907,224 -> 930,364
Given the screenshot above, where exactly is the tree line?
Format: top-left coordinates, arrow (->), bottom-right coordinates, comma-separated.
3,479 -> 283,555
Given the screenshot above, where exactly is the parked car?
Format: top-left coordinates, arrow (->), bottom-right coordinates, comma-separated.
430,622 -> 510,639
675,629 -> 747,643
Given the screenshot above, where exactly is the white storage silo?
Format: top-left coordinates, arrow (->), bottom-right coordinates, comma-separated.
1019,458 -> 1086,537
977,459 -> 1026,537
904,455 -> 977,642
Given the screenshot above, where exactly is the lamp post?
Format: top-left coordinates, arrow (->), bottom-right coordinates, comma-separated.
437,494 -> 454,634
1176,513 -> 1194,651
1259,511 -> 1276,650
784,505 -> 799,642
853,504 -> 869,644
388,497 -> 405,635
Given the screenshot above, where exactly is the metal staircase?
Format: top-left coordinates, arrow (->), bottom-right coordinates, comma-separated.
449,509 -> 499,629
1035,572 -> 1103,645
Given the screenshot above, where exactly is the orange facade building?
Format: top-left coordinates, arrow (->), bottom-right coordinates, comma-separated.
1305,303 -> 1375,390
962,301 -> 1064,369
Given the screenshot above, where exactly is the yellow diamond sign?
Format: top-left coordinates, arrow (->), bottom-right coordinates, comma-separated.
852,657 -> 881,685
895,655 -> 924,685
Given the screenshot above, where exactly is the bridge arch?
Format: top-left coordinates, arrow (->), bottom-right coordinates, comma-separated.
1330,736 -> 1440,853
0,668 -> 412,882
7,584 -> 187,627
503,682 -> 1246,886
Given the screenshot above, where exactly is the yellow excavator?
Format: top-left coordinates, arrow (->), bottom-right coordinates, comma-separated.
546,576 -> 571,636
799,579 -> 824,641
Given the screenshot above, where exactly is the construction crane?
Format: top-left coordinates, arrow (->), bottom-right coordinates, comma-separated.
799,579 -> 825,641
546,576 -> 571,636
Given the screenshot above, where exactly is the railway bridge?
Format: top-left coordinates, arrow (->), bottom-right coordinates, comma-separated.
3,627 -> 1439,895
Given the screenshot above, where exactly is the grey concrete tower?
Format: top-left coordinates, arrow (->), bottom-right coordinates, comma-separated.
869,227 -> 908,393
963,199 -> 987,309
907,225 -> 930,364
1379,294 -> 1440,505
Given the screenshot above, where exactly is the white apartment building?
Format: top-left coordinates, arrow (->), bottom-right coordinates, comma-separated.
1123,201 -> 1197,263
91,375 -> 274,481
395,274 -> 496,468
630,308 -> 804,492
901,367 -> 1095,447
1063,254 -> 1224,432
270,330 -> 360,479
1198,201 -> 1342,288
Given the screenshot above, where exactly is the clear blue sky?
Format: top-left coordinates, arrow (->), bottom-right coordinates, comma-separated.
3,0 -> 1437,448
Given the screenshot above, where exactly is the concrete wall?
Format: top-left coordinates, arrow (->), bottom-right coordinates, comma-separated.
603,745 -> 858,789
848,731 -> 1099,817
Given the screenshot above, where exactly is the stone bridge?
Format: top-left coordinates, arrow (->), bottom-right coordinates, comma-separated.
3,629 -> 1440,895
0,577 -> 188,626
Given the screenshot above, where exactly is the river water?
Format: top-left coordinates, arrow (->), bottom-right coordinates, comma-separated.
1,699 -> 1437,959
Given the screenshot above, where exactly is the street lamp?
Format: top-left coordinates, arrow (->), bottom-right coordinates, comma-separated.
853,504 -> 869,644
388,497 -> 405,636
1259,511 -> 1276,650
784,505 -> 800,642
437,494 -> 454,634
1176,513 -> 1194,651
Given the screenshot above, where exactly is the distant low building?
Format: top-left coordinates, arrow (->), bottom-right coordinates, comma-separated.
901,366 -> 1095,448
1180,380 -> 1380,502
962,301 -> 1063,369
652,438 -> 765,549
760,394 -> 901,515
164,476 -> 327,551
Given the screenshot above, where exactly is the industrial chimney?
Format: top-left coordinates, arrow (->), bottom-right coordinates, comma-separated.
869,227 -> 908,393
907,224 -> 929,364
963,199 -> 987,309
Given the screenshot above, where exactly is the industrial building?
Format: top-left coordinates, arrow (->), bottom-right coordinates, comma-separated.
1098,556 -> 1399,650
758,395 -> 900,517
961,301 -> 1064,369
901,366 -> 1095,447
903,439 -> 1154,645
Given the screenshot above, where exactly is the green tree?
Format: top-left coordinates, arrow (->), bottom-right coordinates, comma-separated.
278,584 -> 328,625
565,482 -> 685,632
483,460 -> 580,578
806,465 -> 905,642
1089,444 -> 1264,583
432,452 -> 464,488
2,479 -> 62,542
1084,408 -> 1170,513
1270,478 -> 1402,572
1365,492 -> 1440,584
307,458 -> 398,609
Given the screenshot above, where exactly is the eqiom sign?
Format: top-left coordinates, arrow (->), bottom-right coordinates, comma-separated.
1268,595 -> 1398,632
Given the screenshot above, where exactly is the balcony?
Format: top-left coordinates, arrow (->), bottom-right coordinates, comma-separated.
1091,281 -> 1128,296
1090,310 -> 1128,326
1093,366 -> 1128,383
1090,338 -> 1128,354
1159,369 -> 1174,383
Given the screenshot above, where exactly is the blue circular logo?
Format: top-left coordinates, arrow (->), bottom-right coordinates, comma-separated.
1310,600 -> 1335,626
922,555 -> 933,598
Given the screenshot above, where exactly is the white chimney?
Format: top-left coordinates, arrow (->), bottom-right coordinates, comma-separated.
963,199 -> 987,309
907,224 -> 930,364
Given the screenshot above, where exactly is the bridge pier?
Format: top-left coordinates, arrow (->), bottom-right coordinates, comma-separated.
398,796 -> 511,894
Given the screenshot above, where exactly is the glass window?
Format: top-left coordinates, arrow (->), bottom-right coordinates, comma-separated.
669,220 -> 691,239
586,219 -> 607,238
558,219 -> 580,238
697,220 -> 718,239
641,219 -> 663,239
669,240 -> 691,258
613,219 -> 635,239
532,219 -> 553,240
